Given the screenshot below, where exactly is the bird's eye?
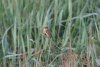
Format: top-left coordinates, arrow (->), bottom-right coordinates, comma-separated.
44,33 -> 46,35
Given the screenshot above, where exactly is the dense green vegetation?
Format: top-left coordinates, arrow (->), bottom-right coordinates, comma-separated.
0,0 -> 100,67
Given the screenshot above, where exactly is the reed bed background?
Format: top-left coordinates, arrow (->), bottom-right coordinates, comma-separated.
0,0 -> 100,67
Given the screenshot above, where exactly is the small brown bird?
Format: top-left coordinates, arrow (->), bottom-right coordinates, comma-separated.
43,26 -> 51,38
